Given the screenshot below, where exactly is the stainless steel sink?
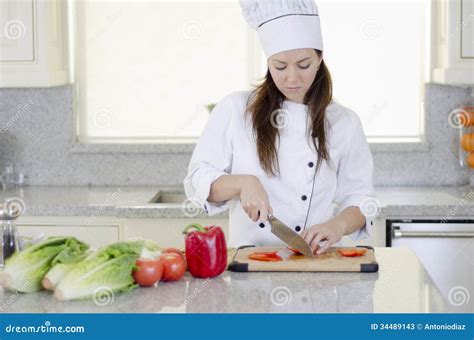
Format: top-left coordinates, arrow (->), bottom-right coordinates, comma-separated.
149,192 -> 187,204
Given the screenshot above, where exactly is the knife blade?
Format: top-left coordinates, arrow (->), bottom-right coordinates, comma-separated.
268,214 -> 315,259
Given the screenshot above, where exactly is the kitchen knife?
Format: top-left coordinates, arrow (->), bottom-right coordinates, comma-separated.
268,214 -> 315,259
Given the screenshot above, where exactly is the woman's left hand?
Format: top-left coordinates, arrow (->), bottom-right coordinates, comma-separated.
301,220 -> 347,255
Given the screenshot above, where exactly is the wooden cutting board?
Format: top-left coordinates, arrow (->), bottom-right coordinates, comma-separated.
227,245 -> 378,273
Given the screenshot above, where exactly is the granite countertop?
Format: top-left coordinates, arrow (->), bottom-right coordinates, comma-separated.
0,247 -> 447,313
1,185 -> 473,219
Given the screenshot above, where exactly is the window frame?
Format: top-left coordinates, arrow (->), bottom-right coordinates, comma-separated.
69,0 -> 435,154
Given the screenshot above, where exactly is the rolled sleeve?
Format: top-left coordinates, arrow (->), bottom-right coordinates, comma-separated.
185,164 -> 229,215
183,94 -> 234,216
333,112 -> 376,241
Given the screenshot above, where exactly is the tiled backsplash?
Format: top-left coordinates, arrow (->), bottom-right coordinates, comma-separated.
0,84 -> 472,187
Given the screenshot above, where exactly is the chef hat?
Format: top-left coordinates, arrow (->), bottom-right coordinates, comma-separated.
240,0 -> 324,58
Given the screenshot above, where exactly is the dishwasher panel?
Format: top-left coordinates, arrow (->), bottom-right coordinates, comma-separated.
387,219 -> 474,313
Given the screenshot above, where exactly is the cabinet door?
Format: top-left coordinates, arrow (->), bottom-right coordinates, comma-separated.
0,0 -> 34,61
123,218 -> 229,249
461,0 -> 474,58
0,0 -> 69,87
17,224 -> 120,249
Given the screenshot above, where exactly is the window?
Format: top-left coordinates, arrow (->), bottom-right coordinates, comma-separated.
74,0 -> 260,142
74,0 -> 430,143
260,0 -> 431,140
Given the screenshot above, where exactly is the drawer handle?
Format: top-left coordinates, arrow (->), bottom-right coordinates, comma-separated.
393,229 -> 474,238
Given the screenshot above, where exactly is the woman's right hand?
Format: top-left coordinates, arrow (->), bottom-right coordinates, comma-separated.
239,175 -> 273,222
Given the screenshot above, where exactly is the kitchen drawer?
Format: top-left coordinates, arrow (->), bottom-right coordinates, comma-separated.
123,218 -> 229,249
17,225 -> 119,249
15,216 -> 123,249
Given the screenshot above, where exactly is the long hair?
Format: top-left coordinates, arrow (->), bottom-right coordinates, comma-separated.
246,50 -> 333,176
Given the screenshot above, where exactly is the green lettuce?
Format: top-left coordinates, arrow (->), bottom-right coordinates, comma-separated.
42,252 -> 90,290
0,236 -> 89,293
54,240 -> 151,301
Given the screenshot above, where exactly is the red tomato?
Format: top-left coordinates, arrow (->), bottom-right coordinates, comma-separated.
133,258 -> 163,287
162,248 -> 185,260
160,253 -> 187,282
338,248 -> 367,257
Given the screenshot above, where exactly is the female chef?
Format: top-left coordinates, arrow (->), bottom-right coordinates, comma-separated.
183,0 -> 375,254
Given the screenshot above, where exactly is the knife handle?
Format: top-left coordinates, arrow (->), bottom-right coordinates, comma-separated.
257,211 -> 273,222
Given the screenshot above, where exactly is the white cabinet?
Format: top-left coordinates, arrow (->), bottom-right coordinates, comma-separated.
15,215 -> 230,250
461,0 -> 474,58
0,0 -> 70,87
432,0 -> 474,84
123,218 -> 229,250
16,216 -> 122,249
0,0 -> 34,61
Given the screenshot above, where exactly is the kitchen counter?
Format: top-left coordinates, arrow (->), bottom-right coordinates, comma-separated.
0,247 -> 447,313
2,185 -> 473,219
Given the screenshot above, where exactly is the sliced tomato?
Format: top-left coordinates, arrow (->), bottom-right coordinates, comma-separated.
249,252 -> 283,262
338,249 -> 357,257
251,251 -> 281,258
287,247 -> 303,255
249,254 -> 282,262
338,248 -> 367,257
252,251 -> 279,255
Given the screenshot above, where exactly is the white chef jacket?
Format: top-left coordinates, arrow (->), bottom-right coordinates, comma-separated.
183,91 -> 375,248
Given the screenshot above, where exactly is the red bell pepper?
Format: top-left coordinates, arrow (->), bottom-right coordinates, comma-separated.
182,223 -> 227,278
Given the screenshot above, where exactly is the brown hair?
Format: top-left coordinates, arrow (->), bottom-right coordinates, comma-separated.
246,50 -> 333,176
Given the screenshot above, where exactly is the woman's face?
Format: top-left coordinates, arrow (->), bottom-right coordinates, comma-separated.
268,48 -> 322,104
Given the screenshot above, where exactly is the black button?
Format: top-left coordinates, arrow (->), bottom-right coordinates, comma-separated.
259,222 -> 265,228
308,162 -> 314,168
301,195 -> 307,201
295,226 -> 301,232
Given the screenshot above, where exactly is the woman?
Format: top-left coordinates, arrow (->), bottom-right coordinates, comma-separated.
183,0 -> 375,254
